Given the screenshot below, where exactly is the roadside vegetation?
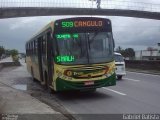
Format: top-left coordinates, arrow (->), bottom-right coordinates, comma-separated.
115,46 -> 135,60
0,45 -> 19,62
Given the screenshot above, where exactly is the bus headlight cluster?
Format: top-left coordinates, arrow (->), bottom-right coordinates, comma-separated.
64,70 -> 73,77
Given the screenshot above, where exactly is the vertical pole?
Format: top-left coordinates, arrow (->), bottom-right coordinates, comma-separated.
140,50 -> 142,60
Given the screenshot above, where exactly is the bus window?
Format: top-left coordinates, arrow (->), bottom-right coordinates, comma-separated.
42,36 -> 46,55
55,32 -> 114,64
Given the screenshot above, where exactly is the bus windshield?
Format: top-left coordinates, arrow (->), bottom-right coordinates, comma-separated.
55,32 -> 114,65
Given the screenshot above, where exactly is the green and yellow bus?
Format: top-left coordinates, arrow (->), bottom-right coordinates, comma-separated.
26,17 -> 116,92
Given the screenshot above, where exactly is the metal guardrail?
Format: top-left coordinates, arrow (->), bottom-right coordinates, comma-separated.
0,0 -> 160,13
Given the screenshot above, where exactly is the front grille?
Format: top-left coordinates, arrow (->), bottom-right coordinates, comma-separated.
74,75 -> 104,79
68,65 -> 107,79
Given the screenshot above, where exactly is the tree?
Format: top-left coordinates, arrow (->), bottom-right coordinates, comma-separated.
124,48 -> 135,59
115,46 -> 135,59
0,46 -> 5,57
120,49 -> 127,58
10,49 -> 19,62
10,49 -> 18,57
116,46 -> 123,53
115,46 -> 126,57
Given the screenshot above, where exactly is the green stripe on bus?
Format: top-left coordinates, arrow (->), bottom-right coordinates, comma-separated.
56,73 -> 116,91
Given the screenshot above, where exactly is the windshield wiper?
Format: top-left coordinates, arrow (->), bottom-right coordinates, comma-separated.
86,33 -> 90,63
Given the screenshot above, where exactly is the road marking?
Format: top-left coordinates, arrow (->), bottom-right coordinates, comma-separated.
127,71 -> 160,77
123,78 -> 140,82
102,87 -> 126,96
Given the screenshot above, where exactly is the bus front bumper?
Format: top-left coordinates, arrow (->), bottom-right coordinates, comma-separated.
56,73 -> 116,91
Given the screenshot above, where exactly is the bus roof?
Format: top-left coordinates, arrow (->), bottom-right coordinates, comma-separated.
26,22 -> 54,43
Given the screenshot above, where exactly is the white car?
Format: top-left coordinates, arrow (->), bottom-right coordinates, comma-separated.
114,52 -> 126,80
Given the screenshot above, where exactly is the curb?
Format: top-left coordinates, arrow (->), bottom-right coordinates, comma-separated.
126,68 -> 160,76
0,62 -> 21,71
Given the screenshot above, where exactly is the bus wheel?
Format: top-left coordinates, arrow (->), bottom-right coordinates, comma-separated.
44,72 -> 53,94
117,75 -> 122,80
31,67 -> 36,81
81,89 -> 96,93
88,89 -> 96,92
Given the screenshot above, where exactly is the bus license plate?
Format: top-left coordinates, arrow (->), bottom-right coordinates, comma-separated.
84,81 -> 94,86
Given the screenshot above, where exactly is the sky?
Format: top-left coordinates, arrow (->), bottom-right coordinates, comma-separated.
0,0 -> 160,53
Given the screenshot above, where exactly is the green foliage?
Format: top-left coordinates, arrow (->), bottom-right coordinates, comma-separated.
116,46 -> 123,52
10,49 -> 18,57
125,48 -> 135,59
0,47 -> 19,62
115,46 -> 135,59
9,49 -> 19,62
116,46 -> 126,56
12,55 -> 19,62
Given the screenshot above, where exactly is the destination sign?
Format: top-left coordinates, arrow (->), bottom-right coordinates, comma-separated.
56,55 -> 75,63
54,17 -> 112,33
55,33 -> 79,39
61,21 -> 103,28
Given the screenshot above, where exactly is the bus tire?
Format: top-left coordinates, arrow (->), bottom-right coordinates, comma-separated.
31,67 -> 36,81
44,72 -> 53,93
81,89 -> 96,93
44,72 -> 48,90
117,75 -> 122,80
88,89 -> 96,92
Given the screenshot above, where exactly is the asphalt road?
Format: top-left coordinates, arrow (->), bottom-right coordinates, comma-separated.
1,60 -> 160,120
54,71 -> 160,119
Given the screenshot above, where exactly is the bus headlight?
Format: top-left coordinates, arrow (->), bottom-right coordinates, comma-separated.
64,70 -> 73,77
105,66 -> 109,74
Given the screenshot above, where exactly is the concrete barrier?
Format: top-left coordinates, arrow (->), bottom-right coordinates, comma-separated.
125,60 -> 160,71
0,62 -> 21,71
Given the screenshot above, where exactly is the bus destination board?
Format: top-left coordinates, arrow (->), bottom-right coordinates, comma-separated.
54,17 -> 111,33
